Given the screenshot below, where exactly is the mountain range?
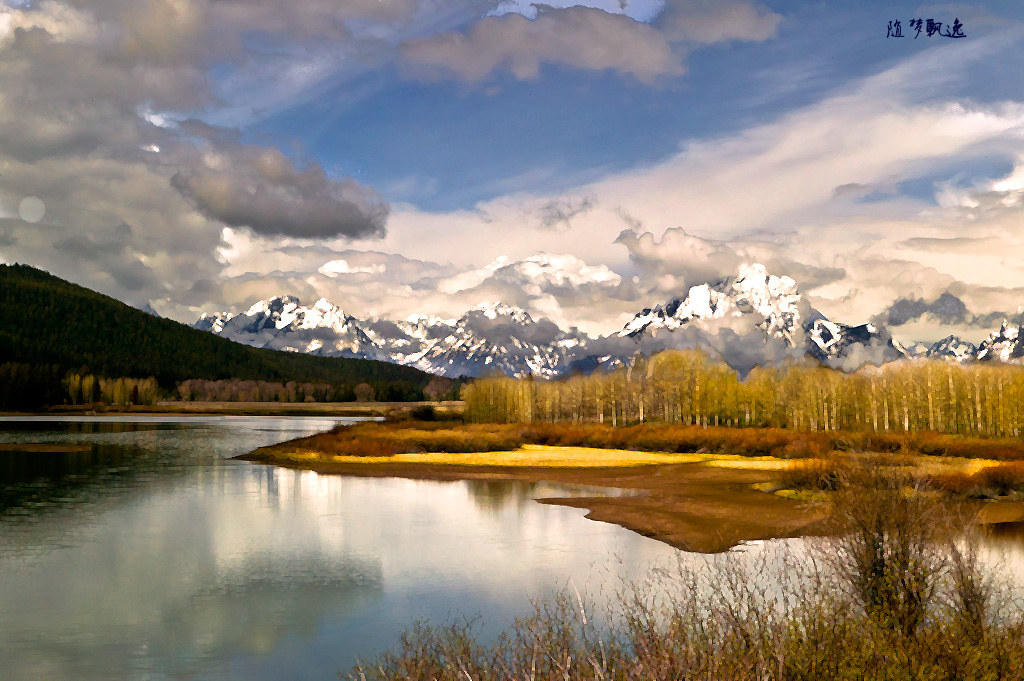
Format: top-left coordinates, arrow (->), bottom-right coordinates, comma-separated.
192,263 -> 1024,378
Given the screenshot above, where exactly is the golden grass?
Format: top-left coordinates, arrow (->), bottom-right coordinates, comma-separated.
273,444 -> 717,467
703,457 -> 795,470
259,441 -> 1017,477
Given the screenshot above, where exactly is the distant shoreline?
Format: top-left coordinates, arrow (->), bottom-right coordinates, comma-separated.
0,401 -> 465,418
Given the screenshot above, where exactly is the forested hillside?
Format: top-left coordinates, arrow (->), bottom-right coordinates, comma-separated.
0,264 -> 435,408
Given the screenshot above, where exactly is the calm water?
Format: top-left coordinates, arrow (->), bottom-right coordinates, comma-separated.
0,416 -> 686,681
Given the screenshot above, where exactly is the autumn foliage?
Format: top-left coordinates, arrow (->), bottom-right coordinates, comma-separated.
263,420 -> 1024,462
463,349 -> 1024,438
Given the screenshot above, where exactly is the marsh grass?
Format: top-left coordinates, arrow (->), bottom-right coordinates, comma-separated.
775,454 -> 852,492
931,462 -> 1024,498
264,422 -> 1024,462
349,466 -> 1024,681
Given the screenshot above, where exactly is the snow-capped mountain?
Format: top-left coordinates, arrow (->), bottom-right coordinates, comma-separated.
805,320 -> 904,367
899,341 -> 931,358
194,311 -> 235,334
196,296 -> 380,359
927,335 -> 977,362
611,263 -> 901,370
400,303 -> 587,378
619,264 -> 808,346
193,263 -> 1022,378
194,299 -> 587,378
361,314 -> 458,364
977,321 -> 1024,362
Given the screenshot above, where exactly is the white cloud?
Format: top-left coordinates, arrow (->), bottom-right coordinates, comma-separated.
341,31 -> 1024,337
401,0 -> 782,85
401,7 -> 684,84
9,1 -> 1024,348
319,259 -> 386,276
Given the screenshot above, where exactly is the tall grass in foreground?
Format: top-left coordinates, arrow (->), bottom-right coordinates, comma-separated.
349,468 -> 1024,680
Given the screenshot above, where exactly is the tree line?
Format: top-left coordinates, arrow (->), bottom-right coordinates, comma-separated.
0,263 -> 435,389
0,263 -> 447,409
64,372 -> 160,406
461,349 -> 1024,437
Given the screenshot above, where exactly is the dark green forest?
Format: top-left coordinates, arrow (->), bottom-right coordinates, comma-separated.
0,264 -> 438,409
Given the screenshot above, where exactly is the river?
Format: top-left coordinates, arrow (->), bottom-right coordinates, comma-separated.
0,415 -> 689,681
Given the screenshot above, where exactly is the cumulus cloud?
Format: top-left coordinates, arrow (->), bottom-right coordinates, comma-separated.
400,0 -> 782,85
872,290 -> 1024,339
422,253 -> 637,333
170,145 -> 388,239
0,0 -> 403,311
654,0 -> 782,44
615,227 -> 743,291
401,7 -> 684,83
10,0 -> 1024,352
535,195 -> 596,230
319,258 -> 387,276
203,232 -> 638,335
374,37 -> 1024,291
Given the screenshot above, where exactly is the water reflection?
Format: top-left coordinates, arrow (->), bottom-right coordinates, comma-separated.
465,479 -> 540,514
0,420 -> 177,434
465,479 -> 639,516
11,418 -> 1024,681
0,417 -> 683,681
0,443 -> 153,513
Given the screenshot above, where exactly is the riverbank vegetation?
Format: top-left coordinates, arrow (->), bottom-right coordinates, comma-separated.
463,349 -> 1024,437
350,468 -> 1024,680
252,420 -> 1024,463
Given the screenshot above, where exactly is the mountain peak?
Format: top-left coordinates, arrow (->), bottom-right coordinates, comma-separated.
978,320 -> 1024,362
244,295 -> 302,317
928,335 -> 976,362
191,265 -> 1022,378
471,301 -> 533,323
619,262 -> 804,344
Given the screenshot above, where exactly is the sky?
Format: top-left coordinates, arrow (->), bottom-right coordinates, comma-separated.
2,0 -> 1024,344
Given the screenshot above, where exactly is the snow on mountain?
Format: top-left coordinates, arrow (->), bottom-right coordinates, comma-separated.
194,311 -> 235,334
927,335 -> 977,362
899,341 -> 931,358
362,314 -> 458,364
195,296 -> 380,359
609,263 -> 908,372
977,321 -> 1024,362
193,298 -> 588,378
805,320 -> 904,369
619,263 -> 807,345
403,303 -> 588,378
192,263 -> 1024,378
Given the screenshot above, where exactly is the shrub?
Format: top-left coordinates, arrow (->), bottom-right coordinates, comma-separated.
410,405 -> 437,421
777,455 -> 850,491
975,462 -> 1024,496
349,477 -> 1020,680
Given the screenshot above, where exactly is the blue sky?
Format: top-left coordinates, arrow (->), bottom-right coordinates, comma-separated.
2,0 -> 1024,342
253,1 -> 1024,210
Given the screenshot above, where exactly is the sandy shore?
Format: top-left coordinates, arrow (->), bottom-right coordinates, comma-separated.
238,446 -> 831,553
